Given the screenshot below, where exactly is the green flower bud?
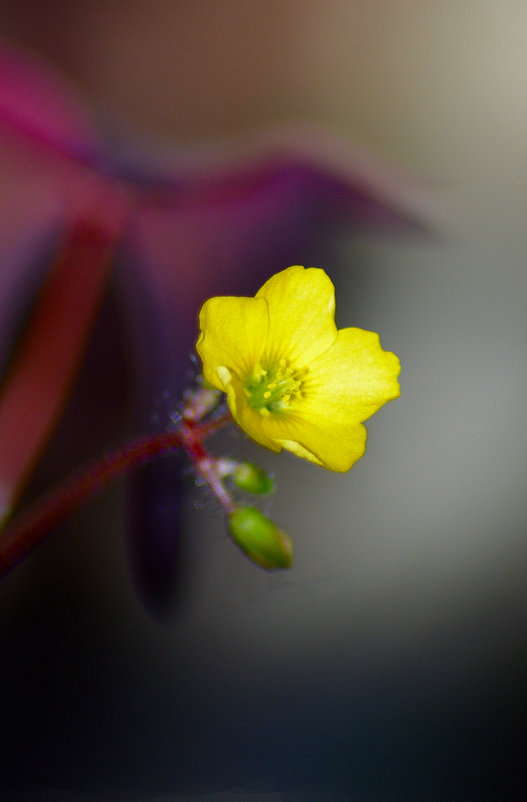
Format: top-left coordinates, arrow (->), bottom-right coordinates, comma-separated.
232,462 -> 275,494
228,506 -> 293,570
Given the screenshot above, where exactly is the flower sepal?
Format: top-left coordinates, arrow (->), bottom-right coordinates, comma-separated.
227,506 -> 293,570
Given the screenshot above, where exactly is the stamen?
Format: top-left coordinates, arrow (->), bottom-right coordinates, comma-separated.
245,359 -> 307,415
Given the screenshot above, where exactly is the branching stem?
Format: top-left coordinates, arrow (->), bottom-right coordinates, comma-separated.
0,413 -> 232,579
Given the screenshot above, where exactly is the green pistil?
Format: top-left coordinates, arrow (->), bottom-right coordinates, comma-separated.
245,360 -> 304,415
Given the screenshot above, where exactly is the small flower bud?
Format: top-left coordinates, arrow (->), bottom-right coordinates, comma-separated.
232,462 -> 274,494
183,384 -> 221,421
228,506 -> 293,570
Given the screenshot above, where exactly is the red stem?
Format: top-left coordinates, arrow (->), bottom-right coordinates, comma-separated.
0,430 -> 182,579
0,413 -> 233,580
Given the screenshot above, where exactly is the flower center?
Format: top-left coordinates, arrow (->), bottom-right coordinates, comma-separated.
245,359 -> 304,415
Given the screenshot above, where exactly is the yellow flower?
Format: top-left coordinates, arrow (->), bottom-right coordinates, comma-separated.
196,266 -> 400,472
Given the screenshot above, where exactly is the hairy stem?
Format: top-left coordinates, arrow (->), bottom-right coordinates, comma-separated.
0,430 -> 185,579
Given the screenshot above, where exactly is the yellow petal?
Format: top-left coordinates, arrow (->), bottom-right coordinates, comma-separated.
277,419 -> 368,472
256,266 -> 338,366
302,327 -> 401,424
224,375 -> 282,453
223,401 -> 367,470
240,326 -> 400,471
196,269 -> 400,474
196,296 -> 268,390
222,388 -> 364,471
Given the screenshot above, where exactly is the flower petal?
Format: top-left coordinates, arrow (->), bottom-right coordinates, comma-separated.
196,296 -> 269,389
223,393 -> 367,472
277,419 -> 368,472
303,327 -> 401,424
235,326 -> 400,471
223,376 -> 282,454
256,266 -> 337,366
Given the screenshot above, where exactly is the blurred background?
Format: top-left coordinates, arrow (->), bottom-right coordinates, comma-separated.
1,1 -> 527,799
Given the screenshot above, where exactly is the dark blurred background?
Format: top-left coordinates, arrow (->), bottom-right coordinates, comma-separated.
1,2 -> 527,799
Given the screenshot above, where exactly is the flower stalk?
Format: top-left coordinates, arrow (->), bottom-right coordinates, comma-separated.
0,382 -> 288,579
0,411 -> 233,579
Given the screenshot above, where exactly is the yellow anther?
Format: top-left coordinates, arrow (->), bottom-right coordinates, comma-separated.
245,359 -> 306,414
